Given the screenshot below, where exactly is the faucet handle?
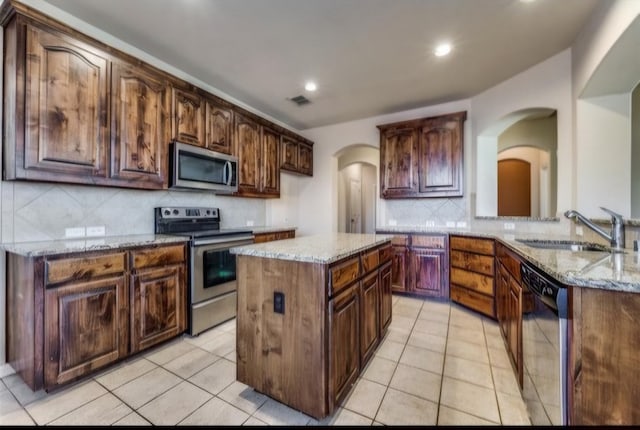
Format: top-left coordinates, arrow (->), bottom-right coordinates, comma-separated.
600,207 -> 623,223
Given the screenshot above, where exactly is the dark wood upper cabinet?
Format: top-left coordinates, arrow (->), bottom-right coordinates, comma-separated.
10,23 -> 110,183
111,64 -> 168,188
378,111 -> 466,198
205,98 -> 234,154
261,126 -> 281,196
171,88 -> 205,147
234,113 -> 261,195
280,135 -> 313,176
1,3 -> 313,192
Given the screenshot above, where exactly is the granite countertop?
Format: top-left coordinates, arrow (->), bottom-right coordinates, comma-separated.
0,234 -> 190,257
376,225 -> 640,294
230,233 -> 393,264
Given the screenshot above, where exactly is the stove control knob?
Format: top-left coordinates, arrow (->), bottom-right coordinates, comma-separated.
206,210 -> 211,215
163,209 -> 170,216
173,209 -> 179,215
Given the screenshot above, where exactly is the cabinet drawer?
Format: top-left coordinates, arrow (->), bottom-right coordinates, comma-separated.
450,236 -> 495,255
378,244 -> 392,264
361,248 -> 380,274
391,235 -> 409,246
451,267 -> 494,296
450,250 -> 494,276
411,235 -> 445,249
330,256 -> 361,296
497,245 -> 521,283
131,244 -> 185,270
46,252 -> 126,285
450,285 -> 495,318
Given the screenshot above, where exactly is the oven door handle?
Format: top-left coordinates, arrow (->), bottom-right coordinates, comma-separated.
193,235 -> 254,246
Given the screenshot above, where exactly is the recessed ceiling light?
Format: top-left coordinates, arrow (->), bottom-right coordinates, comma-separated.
520,0 -> 536,3
434,43 -> 452,57
304,81 -> 317,92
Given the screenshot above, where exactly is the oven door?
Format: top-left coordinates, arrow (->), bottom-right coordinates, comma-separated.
192,235 -> 254,304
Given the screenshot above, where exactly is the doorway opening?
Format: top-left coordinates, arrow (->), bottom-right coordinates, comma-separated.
335,145 -> 379,234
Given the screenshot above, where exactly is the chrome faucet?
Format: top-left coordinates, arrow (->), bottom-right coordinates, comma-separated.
564,207 -> 625,251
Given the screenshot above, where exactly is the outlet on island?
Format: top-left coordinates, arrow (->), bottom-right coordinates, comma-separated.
274,291 -> 285,314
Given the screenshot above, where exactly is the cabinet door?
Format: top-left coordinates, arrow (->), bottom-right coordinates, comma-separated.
391,246 -> 408,293
328,282 -> 360,413
111,64 -> 167,188
360,272 -> 380,367
235,113 -> 261,195
172,88 -> 205,146
205,99 -> 233,154
25,24 -> 108,180
418,114 -> 464,197
380,127 -> 418,198
508,278 -> 523,387
44,275 -> 128,389
379,261 -> 392,336
131,265 -> 186,353
496,264 -> 509,339
412,248 -> 446,298
280,136 -> 299,172
298,142 -> 313,176
261,126 -> 280,196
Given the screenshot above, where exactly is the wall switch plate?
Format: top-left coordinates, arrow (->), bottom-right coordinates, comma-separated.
446,221 -> 456,228
456,221 -> 467,228
246,220 -> 254,227
86,226 -> 105,237
425,220 -> 435,227
576,226 -> 584,236
274,291 -> 285,314
65,227 -> 85,238
388,219 -> 397,226
503,222 -> 515,230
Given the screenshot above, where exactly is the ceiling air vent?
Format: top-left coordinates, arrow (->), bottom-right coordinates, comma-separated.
289,95 -> 311,106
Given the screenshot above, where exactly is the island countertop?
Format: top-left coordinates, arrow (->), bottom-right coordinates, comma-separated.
230,232 -> 393,264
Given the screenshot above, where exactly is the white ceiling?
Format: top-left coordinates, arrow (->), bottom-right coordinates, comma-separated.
45,0 -> 604,130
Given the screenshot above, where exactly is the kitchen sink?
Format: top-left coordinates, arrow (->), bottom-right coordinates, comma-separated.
515,239 -> 610,252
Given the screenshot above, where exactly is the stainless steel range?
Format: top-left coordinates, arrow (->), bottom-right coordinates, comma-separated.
155,207 -> 254,335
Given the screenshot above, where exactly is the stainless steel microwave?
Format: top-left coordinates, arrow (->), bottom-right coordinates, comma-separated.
170,141 -> 238,193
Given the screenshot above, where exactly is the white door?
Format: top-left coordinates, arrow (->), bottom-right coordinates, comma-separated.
349,179 -> 362,233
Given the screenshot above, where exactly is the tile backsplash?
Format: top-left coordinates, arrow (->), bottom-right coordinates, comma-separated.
0,181 -> 265,243
382,197 -> 468,227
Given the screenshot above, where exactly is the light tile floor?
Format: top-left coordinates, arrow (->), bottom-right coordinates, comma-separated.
0,295 -> 531,426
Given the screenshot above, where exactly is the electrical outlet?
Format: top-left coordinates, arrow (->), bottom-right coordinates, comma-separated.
576,226 -> 584,236
503,222 -> 515,230
86,226 -> 105,237
446,221 -> 455,228
456,221 -> 467,228
246,220 -> 254,227
65,227 -> 85,238
388,219 -> 397,226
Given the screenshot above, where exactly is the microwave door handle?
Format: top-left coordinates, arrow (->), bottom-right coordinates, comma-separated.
225,161 -> 233,186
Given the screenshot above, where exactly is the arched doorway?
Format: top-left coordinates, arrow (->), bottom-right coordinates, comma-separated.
335,145 -> 379,233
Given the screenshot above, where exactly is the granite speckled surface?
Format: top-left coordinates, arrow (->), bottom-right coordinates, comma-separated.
0,234 -> 189,257
377,226 -> 640,294
230,233 -> 393,264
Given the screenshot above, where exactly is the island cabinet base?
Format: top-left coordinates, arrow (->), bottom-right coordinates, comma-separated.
236,240 -> 392,420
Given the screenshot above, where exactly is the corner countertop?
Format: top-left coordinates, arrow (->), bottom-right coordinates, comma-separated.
230,233 -> 393,264
377,226 -> 640,294
0,234 -> 190,257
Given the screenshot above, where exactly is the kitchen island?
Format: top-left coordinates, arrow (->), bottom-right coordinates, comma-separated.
230,233 -> 393,419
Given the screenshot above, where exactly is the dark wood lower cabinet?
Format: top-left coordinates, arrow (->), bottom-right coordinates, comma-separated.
379,261 -> 392,335
44,276 -> 128,388
329,281 -> 360,409
359,272 -> 379,366
411,248 -> 447,297
6,243 -> 187,391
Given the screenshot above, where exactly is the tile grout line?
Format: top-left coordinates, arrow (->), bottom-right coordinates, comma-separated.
434,302 -> 451,425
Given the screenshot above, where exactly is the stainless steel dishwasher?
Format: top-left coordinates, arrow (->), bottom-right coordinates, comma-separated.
520,262 -> 568,426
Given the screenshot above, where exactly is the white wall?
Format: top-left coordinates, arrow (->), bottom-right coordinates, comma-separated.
471,49 -> 573,218
575,94 -> 631,216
